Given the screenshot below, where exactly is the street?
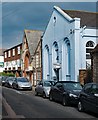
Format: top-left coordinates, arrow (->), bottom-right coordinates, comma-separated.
1,86 -> 98,119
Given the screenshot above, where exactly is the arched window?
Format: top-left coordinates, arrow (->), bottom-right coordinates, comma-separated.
52,42 -> 59,63
62,38 -> 71,81
86,41 -> 95,47
86,41 -> 95,68
43,45 -> 50,80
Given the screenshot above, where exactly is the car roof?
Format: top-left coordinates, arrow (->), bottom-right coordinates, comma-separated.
84,82 -> 98,86
56,81 -> 79,83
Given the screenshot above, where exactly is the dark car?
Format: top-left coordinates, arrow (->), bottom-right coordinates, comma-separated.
78,83 -> 98,114
35,80 -> 55,98
0,76 -> 8,86
49,81 -> 82,106
12,77 -> 32,90
4,77 -> 15,88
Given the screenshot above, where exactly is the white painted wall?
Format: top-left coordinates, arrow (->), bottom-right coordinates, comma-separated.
0,56 -> 4,72
42,7 -> 98,82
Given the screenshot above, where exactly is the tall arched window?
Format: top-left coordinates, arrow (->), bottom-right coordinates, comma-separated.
86,41 -> 95,68
52,42 -> 59,81
43,45 -> 50,80
62,38 -> 71,81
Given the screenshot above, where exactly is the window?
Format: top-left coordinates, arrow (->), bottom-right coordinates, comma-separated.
5,52 -> 7,58
92,84 -> 98,94
86,41 -> 94,47
8,50 -> 11,57
13,49 -> 15,56
84,84 -> 92,93
86,41 -> 95,68
17,46 -> 20,54
36,54 -> 39,68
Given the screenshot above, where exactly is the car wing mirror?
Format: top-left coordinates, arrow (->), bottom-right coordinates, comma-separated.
94,94 -> 98,97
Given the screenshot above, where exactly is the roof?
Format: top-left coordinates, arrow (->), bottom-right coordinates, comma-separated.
4,43 -> 22,52
63,10 -> 98,28
56,81 -> 79,83
24,30 -> 43,59
0,49 -> 6,56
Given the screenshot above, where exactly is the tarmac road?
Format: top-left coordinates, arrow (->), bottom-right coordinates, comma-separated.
2,86 -> 98,119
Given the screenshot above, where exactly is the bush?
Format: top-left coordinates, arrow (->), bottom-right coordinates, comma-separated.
0,72 -> 15,77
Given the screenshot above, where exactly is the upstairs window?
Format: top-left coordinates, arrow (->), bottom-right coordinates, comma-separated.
17,46 -> 20,54
8,50 -> 11,57
5,52 -> 7,58
13,49 -> 15,56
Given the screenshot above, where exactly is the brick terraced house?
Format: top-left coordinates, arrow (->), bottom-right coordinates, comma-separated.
22,30 -> 43,85
4,43 -> 22,77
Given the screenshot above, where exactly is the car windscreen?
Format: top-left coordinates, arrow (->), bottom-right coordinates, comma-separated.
44,81 -> 52,87
17,78 -> 29,82
63,82 -> 82,91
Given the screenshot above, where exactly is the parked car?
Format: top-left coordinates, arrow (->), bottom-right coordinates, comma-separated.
78,83 -> 98,114
0,76 -> 8,86
4,77 -> 15,88
49,81 -> 82,106
12,77 -> 32,90
35,80 -> 55,98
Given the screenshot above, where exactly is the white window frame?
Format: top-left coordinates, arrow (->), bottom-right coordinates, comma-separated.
5,52 -> 7,58
13,49 -> 15,56
17,46 -> 20,54
8,50 -> 11,57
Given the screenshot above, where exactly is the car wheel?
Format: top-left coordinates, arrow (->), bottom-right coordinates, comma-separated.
43,92 -> 46,98
49,93 -> 53,101
35,90 -> 38,96
78,101 -> 84,112
62,96 -> 68,106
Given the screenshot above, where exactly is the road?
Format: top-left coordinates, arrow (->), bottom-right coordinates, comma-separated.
1,86 -> 98,119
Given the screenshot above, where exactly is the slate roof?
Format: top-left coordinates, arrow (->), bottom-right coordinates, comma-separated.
63,10 -> 98,28
24,30 -> 43,59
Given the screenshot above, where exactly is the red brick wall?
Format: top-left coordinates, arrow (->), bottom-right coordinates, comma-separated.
4,44 -> 22,62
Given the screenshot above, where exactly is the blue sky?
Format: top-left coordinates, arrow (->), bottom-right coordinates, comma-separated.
2,2 -> 97,49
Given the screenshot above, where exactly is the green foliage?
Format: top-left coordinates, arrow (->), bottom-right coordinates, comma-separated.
0,72 -> 15,77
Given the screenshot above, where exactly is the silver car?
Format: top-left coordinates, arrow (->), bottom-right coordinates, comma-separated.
35,80 -> 55,98
12,77 -> 32,90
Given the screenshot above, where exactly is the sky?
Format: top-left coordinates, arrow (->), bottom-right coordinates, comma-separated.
1,1 -> 97,49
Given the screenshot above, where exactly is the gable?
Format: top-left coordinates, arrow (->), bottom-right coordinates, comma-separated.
24,30 -> 43,59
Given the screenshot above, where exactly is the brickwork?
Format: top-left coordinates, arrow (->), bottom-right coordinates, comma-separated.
3,43 -> 22,76
91,44 -> 98,83
79,69 -> 87,85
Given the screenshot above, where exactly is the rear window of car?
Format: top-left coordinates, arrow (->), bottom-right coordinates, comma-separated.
17,78 -> 29,82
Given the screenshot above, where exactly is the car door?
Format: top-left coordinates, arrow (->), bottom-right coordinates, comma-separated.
13,79 -> 18,89
37,81 -> 43,94
53,83 -> 63,101
81,84 -> 92,109
91,84 -> 98,113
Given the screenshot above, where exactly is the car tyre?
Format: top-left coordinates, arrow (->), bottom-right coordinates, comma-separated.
62,96 -> 68,106
78,101 -> 84,112
43,92 -> 46,98
49,93 -> 53,101
35,90 -> 38,96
